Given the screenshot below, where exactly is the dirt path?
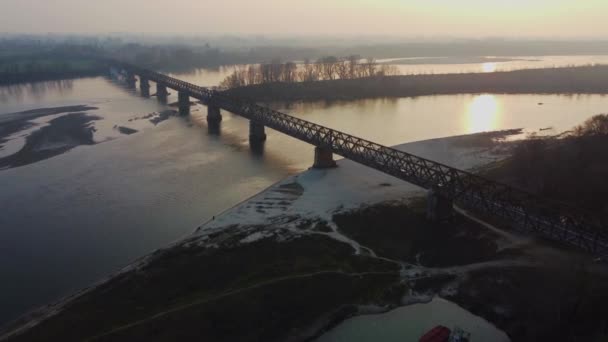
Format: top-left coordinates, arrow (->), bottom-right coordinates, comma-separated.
84,270 -> 397,341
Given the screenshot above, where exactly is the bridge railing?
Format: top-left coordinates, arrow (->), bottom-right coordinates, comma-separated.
109,59 -> 608,258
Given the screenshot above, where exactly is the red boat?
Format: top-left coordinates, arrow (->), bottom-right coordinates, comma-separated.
420,325 -> 471,342
419,325 -> 451,342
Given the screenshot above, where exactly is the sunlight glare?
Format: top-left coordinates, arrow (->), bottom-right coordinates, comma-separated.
466,94 -> 500,133
482,63 -> 497,73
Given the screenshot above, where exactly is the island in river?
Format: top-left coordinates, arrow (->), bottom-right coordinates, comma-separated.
224,64 -> 608,102
2,131 -> 608,342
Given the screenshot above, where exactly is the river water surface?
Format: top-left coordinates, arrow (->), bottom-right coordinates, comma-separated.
1,65 -> 608,326
316,298 -> 509,342
168,55 -> 608,85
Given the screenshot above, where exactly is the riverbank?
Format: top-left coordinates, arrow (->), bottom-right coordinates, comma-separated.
224,65 -> 608,102
2,132 -> 608,342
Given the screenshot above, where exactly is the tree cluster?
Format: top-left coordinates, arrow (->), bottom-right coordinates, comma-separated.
219,56 -> 399,89
484,114 -> 608,219
573,114 -> 608,136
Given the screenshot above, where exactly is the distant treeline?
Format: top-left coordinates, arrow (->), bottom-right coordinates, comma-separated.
0,70 -> 104,85
224,65 -> 608,102
92,42 -> 322,72
114,44 -> 234,72
0,52 -> 107,85
219,57 -> 399,89
0,37 -> 320,73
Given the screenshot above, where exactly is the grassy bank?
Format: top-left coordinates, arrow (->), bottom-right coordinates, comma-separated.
7,196 -> 608,342
224,65 -> 608,102
2,229 -> 400,342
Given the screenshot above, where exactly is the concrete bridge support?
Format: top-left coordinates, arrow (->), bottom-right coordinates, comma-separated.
249,121 -> 267,144
207,120 -> 221,135
207,105 -> 222,123
125,71 -> 137,89
156,83 -> 168,103
140,77 -> 150,97
313,147 -> 337,169
178,91 -> 190,115
426,187 -> 454,222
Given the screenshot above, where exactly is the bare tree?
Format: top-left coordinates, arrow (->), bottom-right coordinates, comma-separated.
574,114 -> 608,136
377,64 -> 400,76
363,58 -> 378,77
219,67 -> 245,89
299,59 -> 318,82
283,62 -> 298,82
259,63 -> 272,83
269,59 -> 283,82
335,58 -> 350,79
246,65 -> 259,85
313,60 -> 324,81
347,55 -> 360,79
220,55 -> 397,88
319,56 -> 338,80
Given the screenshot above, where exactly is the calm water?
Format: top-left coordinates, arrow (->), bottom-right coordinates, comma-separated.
168,55 -> 608,84
379,55 -> 608,75
316,298 -> 509,342
2,69 -> 608,326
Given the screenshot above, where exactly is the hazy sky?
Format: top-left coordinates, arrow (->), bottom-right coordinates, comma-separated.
1,0 -> 607,38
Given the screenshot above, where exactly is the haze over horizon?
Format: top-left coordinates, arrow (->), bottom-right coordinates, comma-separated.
1,0 -> 607,39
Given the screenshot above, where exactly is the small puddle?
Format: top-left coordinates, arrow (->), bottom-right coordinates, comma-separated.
316,297 -> 509,342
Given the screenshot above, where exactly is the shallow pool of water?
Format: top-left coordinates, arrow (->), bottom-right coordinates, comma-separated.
316,298 -> 509,342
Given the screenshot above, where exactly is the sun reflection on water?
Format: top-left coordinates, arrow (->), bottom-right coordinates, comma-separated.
482,62 -> 497,72
466,94 -> 500,133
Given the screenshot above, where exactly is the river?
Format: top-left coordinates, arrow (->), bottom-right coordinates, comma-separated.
167,55 -> 608,86
1,60 -> 608,327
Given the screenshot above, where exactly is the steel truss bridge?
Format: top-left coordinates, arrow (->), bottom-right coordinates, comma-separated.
108,59 -> 608,259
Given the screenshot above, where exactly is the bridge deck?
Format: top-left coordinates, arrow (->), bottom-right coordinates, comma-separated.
111,61 -> 608,259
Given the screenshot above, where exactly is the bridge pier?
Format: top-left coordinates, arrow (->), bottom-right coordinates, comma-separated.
426,187 -> 454,222
125,71 -> 136,88
178,91 -> 190,115
207,105 -> 222,123
313,147 -> 337,169
140,77 -> 150,97
156,83 -> 168,103
249,121 -> 267,144
207,120 -> 221,135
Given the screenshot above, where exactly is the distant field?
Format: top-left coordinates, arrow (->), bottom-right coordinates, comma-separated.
225,64 -> 608,102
